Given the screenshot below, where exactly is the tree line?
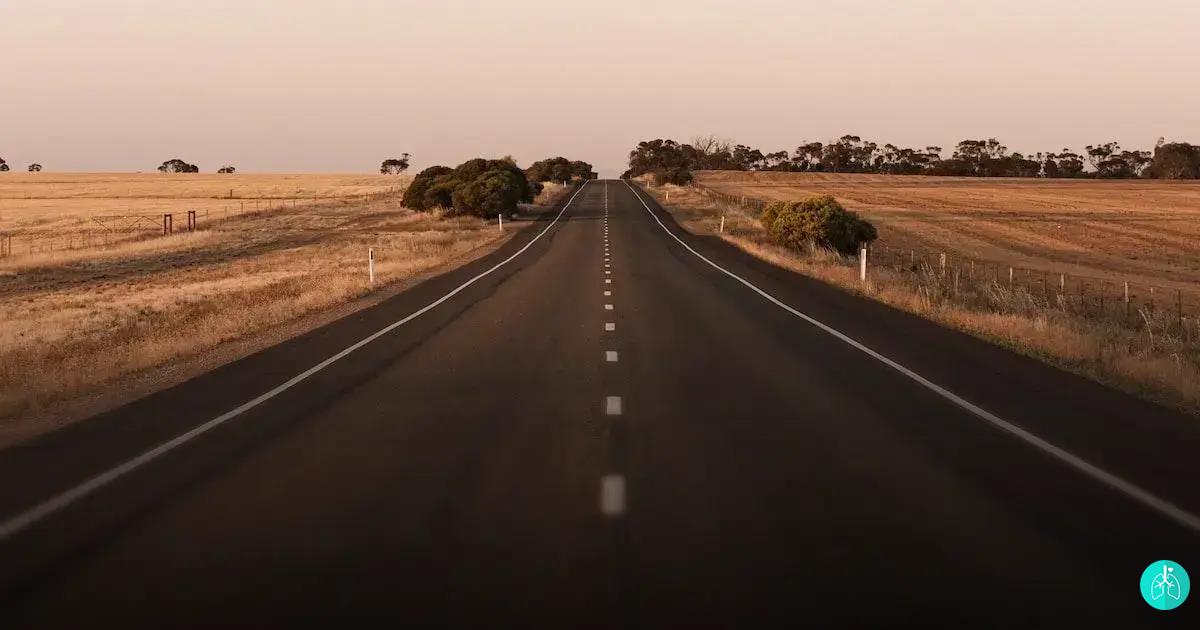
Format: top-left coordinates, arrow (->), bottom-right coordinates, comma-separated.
624,135 -> 1200,184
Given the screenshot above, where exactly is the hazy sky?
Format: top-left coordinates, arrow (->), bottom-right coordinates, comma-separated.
2,0 -> 1197,177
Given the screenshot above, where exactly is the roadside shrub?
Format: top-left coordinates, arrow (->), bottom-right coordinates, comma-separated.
761,196 -> 876,255
422,175 -> 463,210
651,167 -> 693,186
402,165 -> 455,210
452,168 -> 526,218
402,159 -> 536,215
759,201 -> 784,231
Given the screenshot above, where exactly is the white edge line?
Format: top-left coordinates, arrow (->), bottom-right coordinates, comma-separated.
0,182 -> 593,542
621,178 -> 1200,535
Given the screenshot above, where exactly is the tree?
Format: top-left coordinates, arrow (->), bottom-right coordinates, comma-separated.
402,158 -> 534,215
402,165 -> 455,210
820,135 -> 877,173
526,157 -> 595,182
649,167 -> 693,186
1147,140 -> 1200,179
1085,142 -> 1118,171
380,153 -> 411,175
158,158 -> 199,173
761,151 -> 794,171
217,165 -> 236,174
1043,150 -> 1085,178
791,142 -> 824,171
0,158 -> 8,172
1086,142 -> 1150,178
28,163 -> 43,172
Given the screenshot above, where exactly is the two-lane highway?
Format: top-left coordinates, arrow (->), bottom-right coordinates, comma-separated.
1,180 -> 1198,626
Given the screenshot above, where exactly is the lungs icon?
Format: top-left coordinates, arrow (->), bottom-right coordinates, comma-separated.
1151,565 -> 1182,601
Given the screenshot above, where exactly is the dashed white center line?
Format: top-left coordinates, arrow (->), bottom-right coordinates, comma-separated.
605,322 -> 615,331
605,396 -> 623,415
605,304 -> 614,310
600,475 -> 626,517
605,279 -> 611,284
605,350 -> 618,362
604,290 -> 611,296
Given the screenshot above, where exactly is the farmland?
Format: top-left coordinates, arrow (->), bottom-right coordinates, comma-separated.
650,172 -> 1200,413
694,171 -> 1200,296
0,173 -> 540,446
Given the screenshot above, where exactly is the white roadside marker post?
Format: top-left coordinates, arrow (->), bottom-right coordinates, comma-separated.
498,213 -> 503,231
719,215 -> 725,233
369,247 -> 375,286
860,244 -> 868,283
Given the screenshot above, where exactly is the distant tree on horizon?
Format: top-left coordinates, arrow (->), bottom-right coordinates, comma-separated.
158,158 -> 199,173
217,165 -> 236,174
0,157 -> 8,172
1148,139 -> 1200,179
28,163 -> 42,172
380,153 -> 411,175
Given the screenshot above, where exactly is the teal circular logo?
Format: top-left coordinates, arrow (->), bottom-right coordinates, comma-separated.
1140,560 -> 1190,610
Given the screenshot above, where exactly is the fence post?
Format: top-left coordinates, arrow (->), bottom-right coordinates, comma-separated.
1179,290 -> 1184,330
1124,281 -> 1130,320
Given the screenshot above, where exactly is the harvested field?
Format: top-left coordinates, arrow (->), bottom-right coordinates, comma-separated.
0,173 -> 540,446
695,171 -> 1200,300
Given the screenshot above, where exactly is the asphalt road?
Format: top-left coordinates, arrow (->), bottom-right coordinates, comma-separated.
1,180 -> 1198,626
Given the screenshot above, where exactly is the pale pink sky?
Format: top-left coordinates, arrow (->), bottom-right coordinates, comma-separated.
1,0 -> 1197,177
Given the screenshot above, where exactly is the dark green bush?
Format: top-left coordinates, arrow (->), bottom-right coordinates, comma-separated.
422,175 -> 463,210
402,165 -> 455,210
403,159 -> 536,215
761,196 -> 876,255
651,167 -> 693,186
526,157 -> 596,182
452,168 -> 526,218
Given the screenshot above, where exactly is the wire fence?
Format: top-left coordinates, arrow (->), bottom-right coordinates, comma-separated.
685,183 -> 1200,338
0,189 -> 403,261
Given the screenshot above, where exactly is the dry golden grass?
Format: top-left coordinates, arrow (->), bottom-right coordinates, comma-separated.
696,171 -> 1200,299
647,179 -> 1200,415
0,173 -> 406,256
533,181 -> 575,207
0,173 -> 538,446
